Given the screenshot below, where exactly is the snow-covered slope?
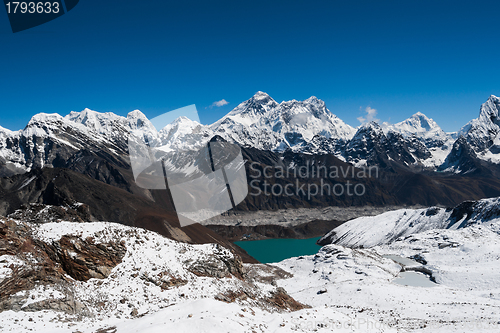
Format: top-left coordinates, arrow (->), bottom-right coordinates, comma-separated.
319,196 -> 500,248
277,216 -> 500,332
0,219 -> 393,333
156,116 -> 213,153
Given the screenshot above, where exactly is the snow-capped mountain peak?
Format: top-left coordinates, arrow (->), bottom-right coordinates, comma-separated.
407,112 -> 437,130
156,116 -> 212,152
211,92 -> 279,129
64,108 -> 126,135
27,112 -> 65,126
2,93 -> 500,178
126,109 -> 156,132
23,113 -> 70,138
385,111 -> 444,138
252,90 -> 273,101
303,95 -> 322,104
210,92 -> 355,153
360,120 -> 384,131
459,95 -> 500,158
127,109 -> 148,123
478,94 -> 500,125
160,116 -> 204,136
376,112 -> 455,168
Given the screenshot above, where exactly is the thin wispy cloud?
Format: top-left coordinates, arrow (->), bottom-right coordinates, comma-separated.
208,99 -> 229,108
357,106 -> 379,125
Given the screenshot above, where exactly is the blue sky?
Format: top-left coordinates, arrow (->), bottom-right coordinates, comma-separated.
1,0 -> 499,132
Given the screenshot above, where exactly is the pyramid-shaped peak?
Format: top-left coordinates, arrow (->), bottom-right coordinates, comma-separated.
246,91 -> 278,105
389,111 -> 441,134
478,95 -> 500,122
409,112 -> 435,129
304,95 -> 320,102
252,91 -> 272,99
412,111 -> 429,118
171,115 -> 199,125
127,109 -> 148,120
160,116 -> 202,132
359,121 -> 384,132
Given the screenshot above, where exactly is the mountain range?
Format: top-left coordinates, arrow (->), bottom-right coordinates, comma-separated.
2,92 -> 500,176
1,92 -> 500,236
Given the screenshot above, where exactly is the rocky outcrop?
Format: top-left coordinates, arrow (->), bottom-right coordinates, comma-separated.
54,235 -> 126,281
8,203 -> 93,223
0,167 -> 258,263
0,218 -> 126,313
264,287 -> 309,311
0,218 -> 313,328
214,286 -> 309,312
188,244 -> 245,279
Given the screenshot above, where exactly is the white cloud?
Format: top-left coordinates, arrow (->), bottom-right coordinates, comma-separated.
357,106 -> 379,125
209,99 -> 229,108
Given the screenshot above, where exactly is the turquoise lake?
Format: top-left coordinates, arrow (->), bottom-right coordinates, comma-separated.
234,237 -> 322,263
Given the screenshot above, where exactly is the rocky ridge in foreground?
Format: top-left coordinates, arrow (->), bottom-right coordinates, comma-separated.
0,217 -> 306,332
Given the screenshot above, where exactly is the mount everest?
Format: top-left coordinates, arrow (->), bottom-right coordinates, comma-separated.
1,92 -> 498,178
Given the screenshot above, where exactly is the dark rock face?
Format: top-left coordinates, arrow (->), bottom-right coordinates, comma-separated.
344,123 -> 419,171
438,136 -> 483,174
238,146 -> 500,210
0,220 -> 65,300
0,166 -> 259,263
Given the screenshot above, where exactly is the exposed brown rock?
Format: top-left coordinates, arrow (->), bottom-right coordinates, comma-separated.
56,236 -> 126,281
142,271 -> 188,290
0,167 -> 259,263
215,290 -> 251,303
244,264 -> 293,285
0,218 -> 126,313
188,244 -> 245,279
215,286 -> 308,312
264,287 -> 309,311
